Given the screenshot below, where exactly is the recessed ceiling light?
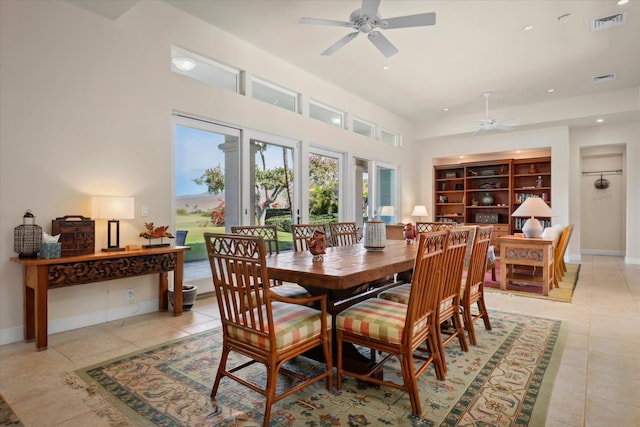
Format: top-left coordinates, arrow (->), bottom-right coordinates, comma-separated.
523,25 -> 534,31
443,108 -> 449,111
617,0 -> 629,5
547,89 -> 555,93
382,66 -> 390,70
172,57 -> 197,71
596,118 -> 604,123
459,156 -> 464,159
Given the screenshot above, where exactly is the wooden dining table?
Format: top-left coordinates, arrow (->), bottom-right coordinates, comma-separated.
266,239 -> 418,313
266,239 -> 419,374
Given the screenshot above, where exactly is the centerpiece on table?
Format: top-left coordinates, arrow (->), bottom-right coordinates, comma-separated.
139,223 -> 174,248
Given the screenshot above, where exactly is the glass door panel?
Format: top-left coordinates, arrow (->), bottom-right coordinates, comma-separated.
174,116 -> 240,261
308,151 -> 340,227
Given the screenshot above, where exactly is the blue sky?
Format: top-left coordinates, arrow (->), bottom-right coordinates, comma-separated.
175,125 -> 292,196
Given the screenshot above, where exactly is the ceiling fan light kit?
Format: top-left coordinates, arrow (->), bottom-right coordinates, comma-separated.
300,0 -> 436,58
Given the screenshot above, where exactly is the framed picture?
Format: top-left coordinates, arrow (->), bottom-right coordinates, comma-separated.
445,171 -> 457,179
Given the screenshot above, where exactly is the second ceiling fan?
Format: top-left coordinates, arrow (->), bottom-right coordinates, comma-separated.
299,0 -> 436,58
473,92 -> 521,135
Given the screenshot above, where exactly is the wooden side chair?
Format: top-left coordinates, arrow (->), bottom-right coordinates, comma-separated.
336,231 -> 448,416
231,225 -> 310,298
378,228 -> 471,372
291,223 -> 327,252
204,233 -> 332,426
463,225 -> 496,281
415,221 -> 457,233
553,224 -> 574,287
460,225 -> 493,346
231,225 -> 280,254
329,222 -> 358,247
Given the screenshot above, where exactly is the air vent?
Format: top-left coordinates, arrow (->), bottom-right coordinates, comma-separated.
592,74 -> 616,83
590,11 -> 627,31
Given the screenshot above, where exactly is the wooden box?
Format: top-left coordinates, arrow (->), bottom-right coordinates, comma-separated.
51,215 -> 95,257
475,212 -> 499,224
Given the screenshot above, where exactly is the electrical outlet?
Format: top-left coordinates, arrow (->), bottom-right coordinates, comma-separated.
126,288 -> 135,300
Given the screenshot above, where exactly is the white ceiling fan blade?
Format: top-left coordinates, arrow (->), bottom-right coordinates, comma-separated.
368,31 -> 399,57
494,124 -> 514,131
382,12 -> 436,29
498,118 -> 522,126
299,17 -> 353,27
321,32 -> 359,56
361,0 -> 381,17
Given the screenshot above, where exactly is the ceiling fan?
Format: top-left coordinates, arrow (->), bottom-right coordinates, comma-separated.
299,0 -> 436,58
473,92 -> 521,135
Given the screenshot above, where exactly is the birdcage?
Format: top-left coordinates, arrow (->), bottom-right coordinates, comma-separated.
14,210 -> 42,258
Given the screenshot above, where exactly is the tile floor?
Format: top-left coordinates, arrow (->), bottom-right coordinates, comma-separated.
1,255 -> 639,426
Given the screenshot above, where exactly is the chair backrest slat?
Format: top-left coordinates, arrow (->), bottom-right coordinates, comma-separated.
405,230 -> 448,344
441,228 -> 472,304
291,223 -> 327,252
416,221 -> 457,233
231,225 -> 280,255
205,233 -> 273,342
329,222 -> 358,247
463,226 -> 493,303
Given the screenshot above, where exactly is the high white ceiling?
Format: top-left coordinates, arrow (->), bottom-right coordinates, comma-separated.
73,0 -> 640,134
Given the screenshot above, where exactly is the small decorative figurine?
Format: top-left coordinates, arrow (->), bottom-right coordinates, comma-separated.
139,222 -> 174,248
403,223 -> 417,244
308,229 -> 327,262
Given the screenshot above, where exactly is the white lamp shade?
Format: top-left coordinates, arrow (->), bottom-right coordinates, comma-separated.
380,206 -> 395,216
92,196 -> 135,220
511,196 -> 554,218
411,205 -> 429,217
511,196 -> 554,238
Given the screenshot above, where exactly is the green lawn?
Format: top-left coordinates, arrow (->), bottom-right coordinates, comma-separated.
175,213 -> 294,262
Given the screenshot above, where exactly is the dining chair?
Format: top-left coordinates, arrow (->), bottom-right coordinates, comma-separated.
553,224 -> 574,287
415,221 -> 457,233
460,225 -> 493,346
336,230 -> 448,416
231,225 -> 310,298
231,225 -> 280,254
291,223 -> 327,252
462,226 -> 496,281
378,228 -> 471,371
204,233 -> 333,426
329,222 -> 359,247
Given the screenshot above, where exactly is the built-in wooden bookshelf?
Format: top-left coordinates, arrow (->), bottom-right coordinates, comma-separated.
434,156 -> 552,251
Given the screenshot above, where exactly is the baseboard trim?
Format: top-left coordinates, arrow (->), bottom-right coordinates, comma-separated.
581,249 -> 625,257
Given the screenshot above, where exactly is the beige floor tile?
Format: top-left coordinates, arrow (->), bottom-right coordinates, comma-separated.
1,255 -> 639,426
585,395 -> 640,427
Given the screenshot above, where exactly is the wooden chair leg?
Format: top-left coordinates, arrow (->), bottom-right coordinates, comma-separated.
491,266 -> 496,281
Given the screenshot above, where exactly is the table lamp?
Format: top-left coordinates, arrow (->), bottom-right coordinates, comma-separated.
411,205 -> 428,221
379,205 -> 395,224
511,196 -> 554,238
92,196 -> 135,251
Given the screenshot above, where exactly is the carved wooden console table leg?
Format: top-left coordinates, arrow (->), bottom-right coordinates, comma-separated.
11,247 -> 190,351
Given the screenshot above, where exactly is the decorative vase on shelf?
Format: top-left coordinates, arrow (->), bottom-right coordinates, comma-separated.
363,217 -> 386,251
481,192 -> 494,206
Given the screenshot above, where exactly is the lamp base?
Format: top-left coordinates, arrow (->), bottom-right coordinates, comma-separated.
102,247 -> 126,252
522,218 -> 543,238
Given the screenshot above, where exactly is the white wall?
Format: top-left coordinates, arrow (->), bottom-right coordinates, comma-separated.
0,0 -> 418,344
580,147 -> 625,255
570,122 -> 640,264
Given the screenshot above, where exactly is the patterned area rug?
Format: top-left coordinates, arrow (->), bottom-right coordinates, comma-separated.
484,261 -> 580,303
0,393 -> 23,426
69,311 -> 565,426
67,312 -> 564,427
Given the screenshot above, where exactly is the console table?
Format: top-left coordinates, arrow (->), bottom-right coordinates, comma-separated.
11,246 -> 190,351
499,236 -> 554,296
